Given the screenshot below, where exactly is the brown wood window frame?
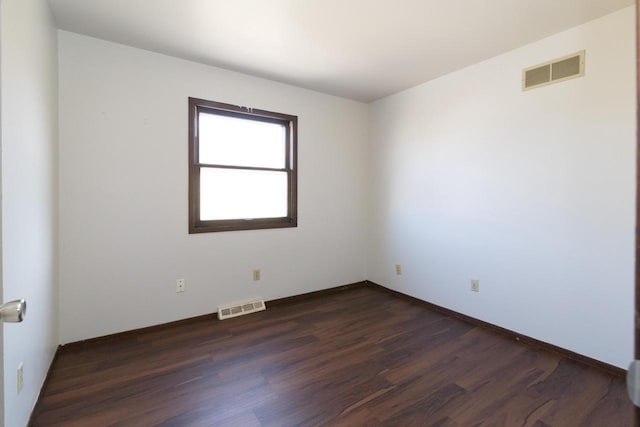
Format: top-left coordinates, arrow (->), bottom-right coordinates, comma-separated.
188,97 -> 298,233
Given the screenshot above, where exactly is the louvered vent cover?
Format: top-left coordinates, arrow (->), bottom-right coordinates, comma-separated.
522,50 -> 585,91
218,299 -> 266,320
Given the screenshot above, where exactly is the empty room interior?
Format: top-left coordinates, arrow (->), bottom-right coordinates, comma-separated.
2,0 -> 638,425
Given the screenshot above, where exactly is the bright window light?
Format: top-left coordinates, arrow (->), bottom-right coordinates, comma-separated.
199,113 -> 285,169
200,169 -> 287,220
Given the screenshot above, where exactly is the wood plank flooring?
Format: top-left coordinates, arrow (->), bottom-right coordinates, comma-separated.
30,286 -> 633,426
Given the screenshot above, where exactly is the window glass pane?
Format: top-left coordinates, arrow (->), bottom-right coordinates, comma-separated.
199,112 -> 286,168
200,168 -> 288,220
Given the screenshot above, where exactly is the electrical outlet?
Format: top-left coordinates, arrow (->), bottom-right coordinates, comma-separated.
17,363 -> 23,395
471,279 -> 480,292
176,278 -> 185,293
253,269 -> 261,281
395,264 -> 402,275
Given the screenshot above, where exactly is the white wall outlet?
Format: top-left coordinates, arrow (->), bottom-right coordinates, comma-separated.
471,279 -> 480,292
176,278 -> 185,293
253,269 -> 261,281
17,363 -> 23,395
395,264 -> 402,275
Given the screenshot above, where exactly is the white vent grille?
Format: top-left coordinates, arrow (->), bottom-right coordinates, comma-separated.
522,50 -> 585,91
218,299 -> 265,320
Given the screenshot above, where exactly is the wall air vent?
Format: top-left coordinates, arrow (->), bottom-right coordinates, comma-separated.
522,50 -> 585,91
217,298 -> 266,320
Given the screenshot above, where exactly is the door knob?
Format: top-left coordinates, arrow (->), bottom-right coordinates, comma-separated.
0,299 -> 26,323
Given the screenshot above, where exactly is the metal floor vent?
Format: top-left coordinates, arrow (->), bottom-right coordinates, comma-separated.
218,299 -> 266,320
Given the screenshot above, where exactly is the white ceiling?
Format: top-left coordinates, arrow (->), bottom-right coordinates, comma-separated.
47,0 -> 634,102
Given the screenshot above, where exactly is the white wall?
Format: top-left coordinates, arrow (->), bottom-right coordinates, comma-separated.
367,6 -> 636,369
1,0 -> 59,426
58,31 -> 368,344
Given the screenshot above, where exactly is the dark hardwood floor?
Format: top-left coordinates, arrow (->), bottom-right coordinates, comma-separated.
31,286 -> 633,426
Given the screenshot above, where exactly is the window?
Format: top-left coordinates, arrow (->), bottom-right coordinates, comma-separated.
188,98 -> 297,233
